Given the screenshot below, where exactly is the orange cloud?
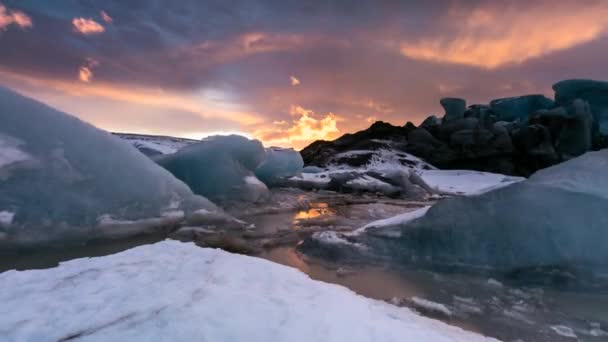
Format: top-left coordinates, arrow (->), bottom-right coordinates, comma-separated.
0,4 -> 32,30
100,10 -> 112,24
78,58 -> 99,83
72,17 -> 105,35
0,67 -> 263,127
255,105 -> 340,149
290,75 -> 300,86
399,3 -> 608,69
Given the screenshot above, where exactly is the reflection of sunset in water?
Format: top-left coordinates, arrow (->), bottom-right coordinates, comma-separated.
293,202 -> 336,220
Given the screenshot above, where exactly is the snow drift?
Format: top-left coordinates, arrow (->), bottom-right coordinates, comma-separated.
0,240 -> 496,342
0,86 -> 216,246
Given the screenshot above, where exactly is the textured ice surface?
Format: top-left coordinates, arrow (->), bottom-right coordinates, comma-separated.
157,135 -> 270,202
366,149 -> 608,271
0,240 -> 496,342
115,133 -> 197,156
254,147 -> 303,185
0,87 -> 215,246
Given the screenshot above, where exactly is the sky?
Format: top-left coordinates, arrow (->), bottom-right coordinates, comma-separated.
1,0 -> 608,150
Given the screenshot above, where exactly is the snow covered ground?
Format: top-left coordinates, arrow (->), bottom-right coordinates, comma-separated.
0,240 -> 497,342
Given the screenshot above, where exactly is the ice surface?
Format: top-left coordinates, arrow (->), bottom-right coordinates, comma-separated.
0,240 -> 496,342
364,149 -> 608,271
254,147 -> 303,185
157,135 -> 270,202
0,87 -> 215,246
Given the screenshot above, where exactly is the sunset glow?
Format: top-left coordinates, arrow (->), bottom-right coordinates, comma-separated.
1,1 -> 608,149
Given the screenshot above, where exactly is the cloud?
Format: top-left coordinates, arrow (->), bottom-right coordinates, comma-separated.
290,75 -> 300,86
100,11 -> 112,24
399,2 -> 608,69
0,3 -> 32,30
72,17 -> 105,35
78,58 -> 99,83
255,105 -> 340,149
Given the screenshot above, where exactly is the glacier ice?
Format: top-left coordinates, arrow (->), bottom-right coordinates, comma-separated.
157,135 -> 270,203
362,149 -> 608,272
254,147 -> 303,185
0,86 -> 216,246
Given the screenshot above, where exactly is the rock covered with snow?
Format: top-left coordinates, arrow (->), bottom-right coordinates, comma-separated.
0,240 -> 497,342
362,150 -> 608,272
254,147 -> 303,186
0,87 -> 216,246
157,135 -> 270,203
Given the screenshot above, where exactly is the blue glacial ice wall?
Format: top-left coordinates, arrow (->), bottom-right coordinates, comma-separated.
0,86 -> 216,245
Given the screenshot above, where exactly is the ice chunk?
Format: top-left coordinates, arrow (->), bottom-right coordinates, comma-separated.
0,240 -> 496,342
0,86 -> 215,246
410,297 -> 452,317
157,135 -> 270,202
364,150 -> 608,271
254,147 -> 303,185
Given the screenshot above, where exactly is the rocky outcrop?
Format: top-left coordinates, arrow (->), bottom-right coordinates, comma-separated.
301,79 -> 608,177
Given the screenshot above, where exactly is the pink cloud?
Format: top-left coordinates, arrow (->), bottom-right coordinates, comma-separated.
0,3 -> 32,30
72,17 -> 105,35
100,10 -> 112,24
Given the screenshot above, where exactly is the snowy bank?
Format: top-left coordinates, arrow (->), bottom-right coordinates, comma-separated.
0,240 -> 497,342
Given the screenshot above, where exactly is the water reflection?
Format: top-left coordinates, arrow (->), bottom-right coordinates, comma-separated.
293,202 -> 336,220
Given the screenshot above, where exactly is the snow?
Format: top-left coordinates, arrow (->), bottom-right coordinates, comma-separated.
0,86 -> 216,246
0,134 -> 30,169
254,147 -> 304,185
115,133 -> 197,156
355,206 -> 431,235
0,210 -> 15,227
417,170 -> 524,195
550,325 -> 577,338
0,240 -> 497,342
157,135 -> 270,202
312,231 -> 366,249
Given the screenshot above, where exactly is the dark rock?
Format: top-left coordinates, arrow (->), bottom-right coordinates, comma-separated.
300,121 -> 411,166
419,115 -> 442,138
439,117 -> 479,141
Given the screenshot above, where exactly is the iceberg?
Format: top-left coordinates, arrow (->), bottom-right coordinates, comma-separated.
254,147 -> 303,186
0,240 -> 496,342
157,135 -> 270,203
362,149 -> 608,272
0,87 -> 216,246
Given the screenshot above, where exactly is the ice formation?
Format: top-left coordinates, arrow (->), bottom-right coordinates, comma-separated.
157,135 -> 270,202
0,240 -> 496,342
0,86 -> 216,246
254,147 -> 303,185
363,149 -> 608,271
